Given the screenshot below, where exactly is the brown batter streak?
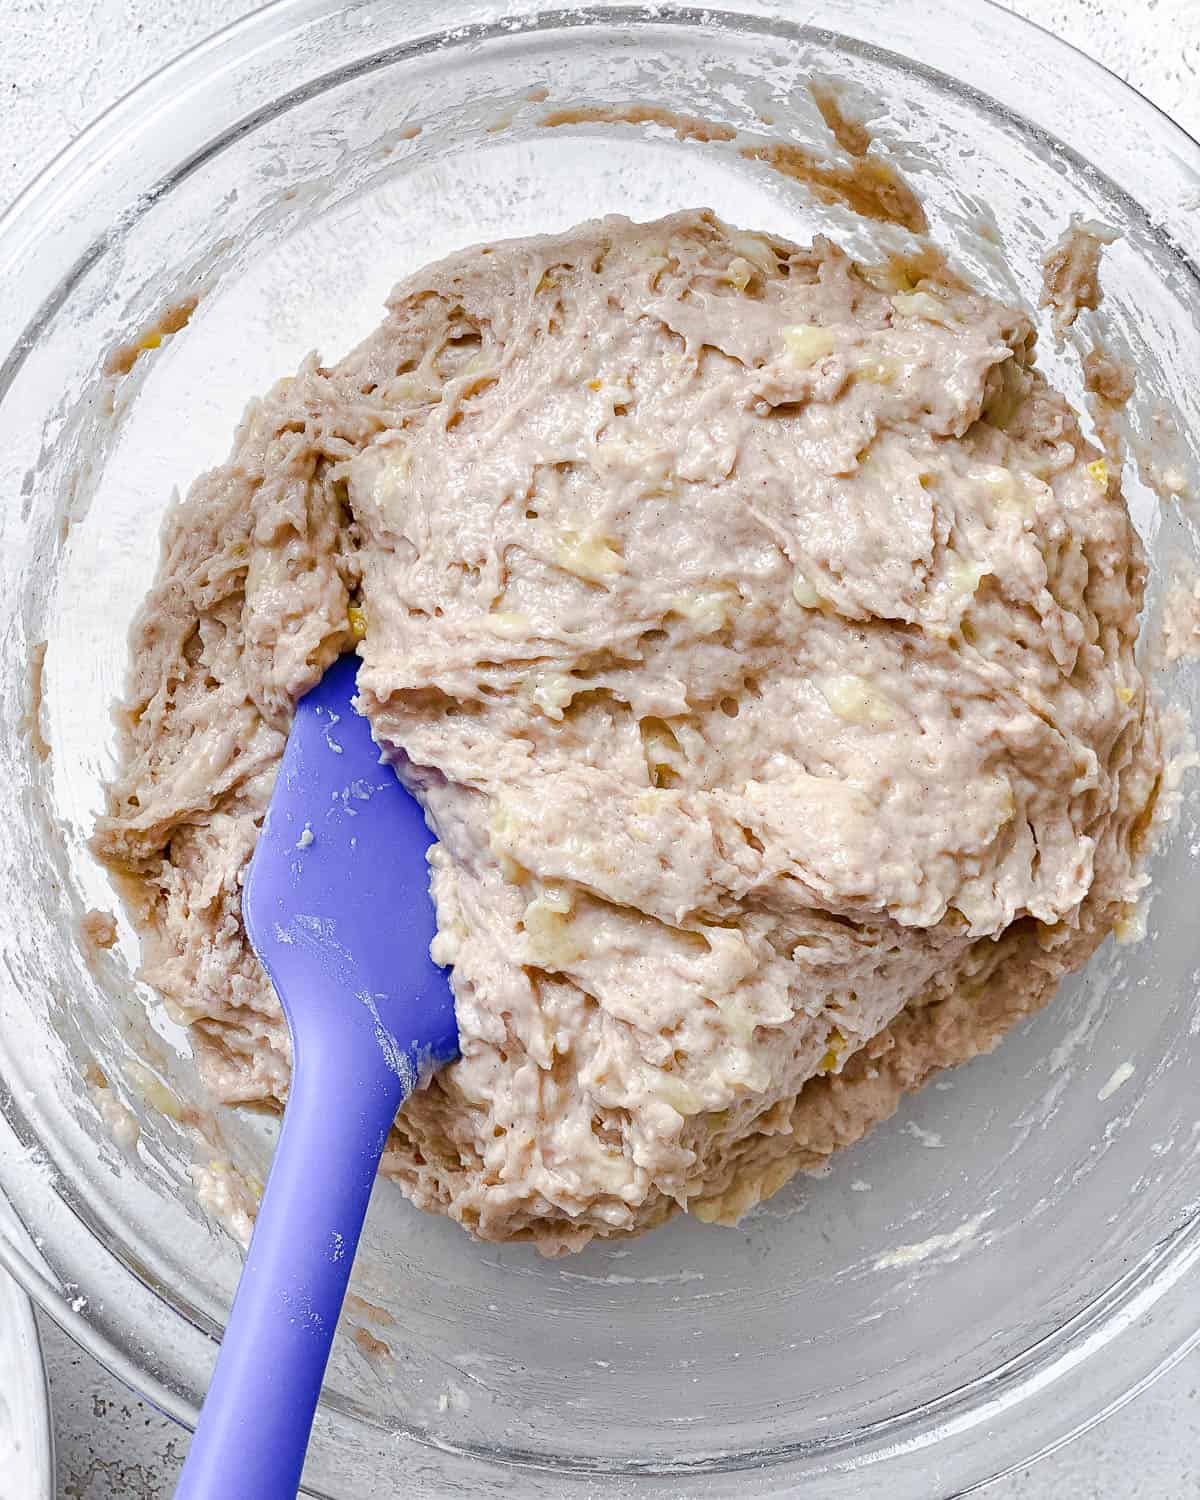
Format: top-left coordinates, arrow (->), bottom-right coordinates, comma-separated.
351,1326 -> 393,1364
810,83 -> 872,157
104,295 -> 199,377
538,98 -> 921,234
25,640 -> 49,761
344,1292 -> 398,1326
539,102 -> 736,144
739,140 -> 927,234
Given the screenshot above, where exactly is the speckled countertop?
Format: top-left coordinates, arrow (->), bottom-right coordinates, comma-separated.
4,2 -> 1199,1496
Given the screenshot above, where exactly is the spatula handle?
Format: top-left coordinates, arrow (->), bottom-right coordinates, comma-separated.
174,1052 -> 406,1500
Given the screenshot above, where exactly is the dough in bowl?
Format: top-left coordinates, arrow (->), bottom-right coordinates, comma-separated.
95,210 -> 1160,1255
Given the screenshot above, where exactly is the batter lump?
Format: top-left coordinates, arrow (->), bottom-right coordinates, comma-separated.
95,211 -> 1160,1254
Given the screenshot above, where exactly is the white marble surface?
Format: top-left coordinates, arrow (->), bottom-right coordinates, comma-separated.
3,0 -> 1199,1495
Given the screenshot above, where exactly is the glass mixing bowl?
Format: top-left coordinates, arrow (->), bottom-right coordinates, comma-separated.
0,1202 -> 54,1500
1,2 -> 1198,1494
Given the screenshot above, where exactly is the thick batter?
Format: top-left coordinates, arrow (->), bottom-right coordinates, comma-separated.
95,211 -> 1160,1255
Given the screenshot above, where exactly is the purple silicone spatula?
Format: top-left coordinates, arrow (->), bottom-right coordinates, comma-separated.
174,653 -> 458,1500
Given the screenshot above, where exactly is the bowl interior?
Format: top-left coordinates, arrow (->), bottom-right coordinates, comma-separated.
1,4 -> 1199,1496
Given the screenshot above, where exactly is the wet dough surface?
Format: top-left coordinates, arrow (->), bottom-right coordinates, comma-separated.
96,211 -> 1160,1255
